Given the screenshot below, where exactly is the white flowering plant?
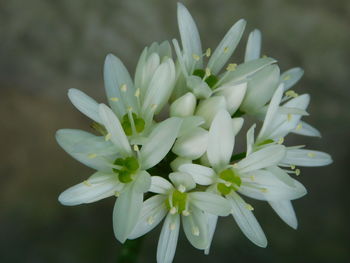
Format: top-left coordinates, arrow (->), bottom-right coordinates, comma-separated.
56,3 -> 332,263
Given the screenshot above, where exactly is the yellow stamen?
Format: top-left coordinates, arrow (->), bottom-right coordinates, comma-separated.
192,53 -> 200,61
226,63 -> 237,71
87,153 -> 97,159
285,90 -> 298,98
205,48 -> 211,57
223,46 -> 229,53
296,123 -> 303,131
245,204 -> 254,211
105,133 -> 111,141
110,97 -> 119,102
295,169 -> 301,176
134,88 -> 140,97
120,84 -> 127,92
83,180 -> 92,187
278,137 -> 284,144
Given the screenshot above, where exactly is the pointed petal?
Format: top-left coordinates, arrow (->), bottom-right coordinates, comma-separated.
237,145 -> 285,173
204,214 -> 218,255
177,3 -> 203,71
292,121 -> 321,137
170,92 -> 197,117
150,176 -> 174,194
170,157 -> 192,172
58,173 -> 121,206
282,149 -> 333,167
269,200 -> 298,229
280,67 -> 304,91
157,213 -> 180,263
56,129 -> 117,172
104,54 -> 137,118
142,58 -> 176,115
195,96 -> 227,129
207,110 -> 235,171
179,164 -> 216,185
232,117 -> 244,136
244,29 -> 262,62
68,89 -> 101,123
133,170 -> 151,193
140,117 -> 182,170
182,206 -> 209,249
129,195 -> 168,239
208,19 -> 246,74
215,82 -> 247,115
169,172 -> 196,191
99,104 -> 132,157
189,192 -> 231,216
172,127 -> 208,160
228,192 -> 267,247
246,124 -> 256,156
178,116 -> 205,137
113,182 -> 144,243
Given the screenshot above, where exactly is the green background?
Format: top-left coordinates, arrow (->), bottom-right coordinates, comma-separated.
1,0 -> 349,262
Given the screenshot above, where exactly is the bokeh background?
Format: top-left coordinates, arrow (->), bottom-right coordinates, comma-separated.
1,0 -> 349,262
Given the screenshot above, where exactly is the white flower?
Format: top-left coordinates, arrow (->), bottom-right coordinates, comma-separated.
68,41 -> 176,142
57,104 -> 182,243
179,110 -> 306,248
128,173 -> 231,263
172,3 -> 277,123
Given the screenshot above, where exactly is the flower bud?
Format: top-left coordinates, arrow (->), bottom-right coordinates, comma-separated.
170,92 -> 196,117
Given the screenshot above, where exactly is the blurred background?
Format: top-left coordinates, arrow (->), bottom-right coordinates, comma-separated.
1,0 -> 349,262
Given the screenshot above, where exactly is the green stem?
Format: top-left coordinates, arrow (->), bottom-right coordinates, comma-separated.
118,238 -> 143,263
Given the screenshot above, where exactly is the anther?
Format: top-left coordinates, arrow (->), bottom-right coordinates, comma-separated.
105,133 -> 111,141
285,90 -> 298,98
170,207 -> 177,215
192,53 -> 200,61
224,181 -> 232,187
110,97 -> 119,102
120,84 -> 127,92
87,153 -> 97,159
205,67 -> 211,78
147,216 -> 154,225
182,210 -> 190,216
83,180 -> 92,187
134,88 -> 140,97
178,184 -> 186,193
223,46 -> 229,53
290,165 -> 296,170
245,204 -> 254,211
278,137 -> 284,144
226,63 -> 237,71
114,191 -> 120,197
295,169 -> 301,176
296,123 -> 303,131
151,104 -> 158,111
205,48 -> 211,57
287,114 -> 292,122
192,226 -> 200,236
283,75 -> 291,81
133,144 -> 139,152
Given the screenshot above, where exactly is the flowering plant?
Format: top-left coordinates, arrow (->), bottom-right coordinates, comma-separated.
56,3 -> 332,262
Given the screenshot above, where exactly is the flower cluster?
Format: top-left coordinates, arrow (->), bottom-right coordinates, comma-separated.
57,3 -> 332,262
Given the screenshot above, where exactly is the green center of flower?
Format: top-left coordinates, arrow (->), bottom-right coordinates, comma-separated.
113,156 -> 139,183
192,69 -> 219,88
121,112 -> 145,136
166,190 -> 188,214
217,168 -> 242,195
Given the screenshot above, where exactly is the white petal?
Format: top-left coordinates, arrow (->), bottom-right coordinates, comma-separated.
186,75 -> 212,99
178,116 -> 205,137
142,58 -> 176,115
133,170 -> 151,193
227,192 -> 267,247
269,200 -> 298,229
169,172 -> 196,192
157,213 -> 180,263
172,127 -> 208,160
282,149 -> 332,167
182,206 -> 209,249
292,121 -> 321,137
68,89 -> 101,123
170,92 -> 197,117
208,19 -> 246,74
215,82 -> 247,115
104,54 -> 137,118
150,176 -> 174,194
240,64 -> 280,114
204,214 -> 218,255
140,117 -> 182,170
207,110 -> 235,171
280,67 -> 304,91
189,192 -> 231,216
246,124 -> 256,156
239,169 -> 307,201
244,29 -> 262,62
179,164 -> 216,185
58,173 -> 120,206
177,3 -> 203,71
170,157 -> 192,172
257,85 -> 284,142
113,182 -> 144,243
232,117 -> 244,136
237,145 -> 285,173
129,195 -> 168,239
222,57 -> 276,84
55,129 -> 117,172
195,96 -> 227,129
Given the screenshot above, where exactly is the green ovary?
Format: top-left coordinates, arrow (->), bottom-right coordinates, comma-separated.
192,69 -> 218,88
166,190 -> 188,214
121,112 -> 145,136
113,156 -> 139,183
217,169 -> 242,195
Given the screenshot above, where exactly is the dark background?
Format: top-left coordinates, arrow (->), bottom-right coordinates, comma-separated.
1,0 -> 349,262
